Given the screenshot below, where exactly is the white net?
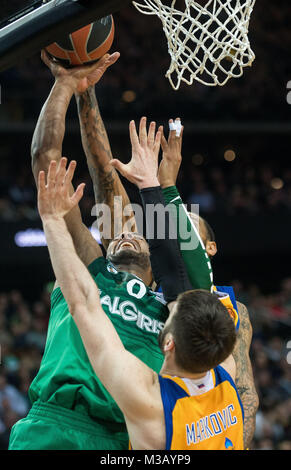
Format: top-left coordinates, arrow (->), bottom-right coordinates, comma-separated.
133,0 -> 256,90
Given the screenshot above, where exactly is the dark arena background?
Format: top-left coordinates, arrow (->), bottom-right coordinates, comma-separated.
0,0 -> 291,451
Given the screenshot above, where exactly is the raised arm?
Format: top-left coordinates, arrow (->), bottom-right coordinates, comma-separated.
31,52 -> 118,266
75,81 -> 137,250
232,301 -> 259,449
37,158 -> 162,449
158,121 -> 213,291
111,117 -> 193,303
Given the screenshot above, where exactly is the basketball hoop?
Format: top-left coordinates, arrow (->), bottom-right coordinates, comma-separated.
133,0 -> 256,90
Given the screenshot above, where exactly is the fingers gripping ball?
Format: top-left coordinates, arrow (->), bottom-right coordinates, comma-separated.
45,16 -> 115,67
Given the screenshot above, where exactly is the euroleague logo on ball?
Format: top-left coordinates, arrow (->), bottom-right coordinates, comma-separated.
45,16 -> 115,67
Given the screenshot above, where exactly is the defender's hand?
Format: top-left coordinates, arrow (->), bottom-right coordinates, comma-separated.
110,117 -> 162,189
38,157 -> 85,221
158,118 -> 184,189
41,49 -> 120,94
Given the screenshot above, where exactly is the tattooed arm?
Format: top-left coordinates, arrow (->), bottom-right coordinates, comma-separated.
31,52 -> 113,268
233,301 -> 259,449
75,86 -> 137,250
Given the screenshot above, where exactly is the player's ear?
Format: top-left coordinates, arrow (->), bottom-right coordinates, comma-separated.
163,334 -> 175,353
205,241 -> 217,258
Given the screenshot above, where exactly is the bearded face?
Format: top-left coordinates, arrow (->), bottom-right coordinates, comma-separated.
107,232 -> 151,271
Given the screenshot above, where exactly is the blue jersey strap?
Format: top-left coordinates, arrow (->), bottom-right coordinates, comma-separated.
214,285 -> 240,331
214,365 -> 244,422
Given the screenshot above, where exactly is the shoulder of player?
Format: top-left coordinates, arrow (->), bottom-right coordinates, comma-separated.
233,301 -> 253,361
219,354 -> 236,382
236,301 -> 253,335
236,300 -> 248,314
87,255 -> 108,276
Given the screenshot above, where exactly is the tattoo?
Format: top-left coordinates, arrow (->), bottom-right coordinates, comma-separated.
76,87 -> 136,245
89,165 -> 115,207
77,88 -> 116,215
77,86 -> 114,177
233,302 -> 259,449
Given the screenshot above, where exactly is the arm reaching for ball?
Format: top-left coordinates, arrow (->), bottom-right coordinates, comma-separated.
110,117 -> 193,303
31,51 -> 120,269
158,119 -> 213,291
75,57 -> 138,250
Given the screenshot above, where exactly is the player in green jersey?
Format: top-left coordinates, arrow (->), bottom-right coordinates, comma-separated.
75,72 -> 258,448
8,49 -> 255,450
9,52 -> 212,450
8,54 -> 167,450
33,126 -> 240,451
66,49 -> 259,449
75,61 -> 258,447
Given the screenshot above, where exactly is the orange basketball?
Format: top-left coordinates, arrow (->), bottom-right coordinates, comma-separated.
45,16 -> 114,67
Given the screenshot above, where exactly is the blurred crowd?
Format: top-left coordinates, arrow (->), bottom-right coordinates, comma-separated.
0,286 -> 51,449
178,158 -> 291,217
1,152 -> 291,223
232,278 -> 291,450
0,279 -> 291,450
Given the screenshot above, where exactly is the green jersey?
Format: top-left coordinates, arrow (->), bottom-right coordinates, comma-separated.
29,256 -> 168,425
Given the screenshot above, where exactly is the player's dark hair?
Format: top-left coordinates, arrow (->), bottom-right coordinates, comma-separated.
201,217 -> 216,242
171,290 -> 236,373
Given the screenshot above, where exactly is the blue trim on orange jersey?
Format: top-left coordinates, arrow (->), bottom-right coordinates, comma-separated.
158,376 -> 189,450
214,365 -> 244,422
216,285 -> 240,331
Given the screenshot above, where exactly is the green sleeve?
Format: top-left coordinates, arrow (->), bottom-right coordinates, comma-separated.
162,186 -> 213,291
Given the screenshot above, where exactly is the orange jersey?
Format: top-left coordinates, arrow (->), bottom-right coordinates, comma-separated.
159,365 -> 244,450
214,285 -> 240,331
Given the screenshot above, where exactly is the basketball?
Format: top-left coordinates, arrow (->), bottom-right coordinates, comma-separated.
45,16 -> 114,67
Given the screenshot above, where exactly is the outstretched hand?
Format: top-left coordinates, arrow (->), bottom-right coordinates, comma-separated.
158,118 -> 184,189
38,157 -> 85,221
41,49 -> 120,94
110,117 -> 162,189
